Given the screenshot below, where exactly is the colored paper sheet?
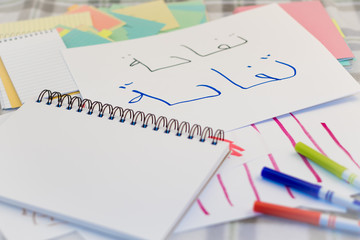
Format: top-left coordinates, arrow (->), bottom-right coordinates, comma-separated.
102,10 -> 165,40
340,59 -> 351,67
98,29 -> 112,39
332,18 -> 346,38
67,4 -> 80,12
67,5 -> 125,31
62,4 -> 360,131
56,26 -> 71,37
61,29 -> 112,48
102,9 -> 164,38
233,0 -> 354,60
107,4 -> 123,10
55,24 -> 73,30
200,14 -> 207,24
73,25 -> 113,41
0,12 -> 92,36
56,27 -> 65,32
167,0 -> 207,12
168,0 -> 207,20
166,0 -> 207,30
167,9 -> 206,30
76,25 -> 99,33
108,27 -> 128,41
0,58 -> 21,109
112,0 -> 179,31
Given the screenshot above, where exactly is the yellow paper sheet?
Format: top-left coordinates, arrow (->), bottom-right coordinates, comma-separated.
0,58 -> 21,108
113,0 -> 179,31
76,25 -> 113,41
0,12 -> 92,36
68,5 -> 125,31
58,29 -> 71,37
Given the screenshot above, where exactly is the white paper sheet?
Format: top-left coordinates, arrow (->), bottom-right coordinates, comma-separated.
177,94 -> 360,232
1,94 -> 360,239
62,4 -> 359,131
0,98 -> 229,240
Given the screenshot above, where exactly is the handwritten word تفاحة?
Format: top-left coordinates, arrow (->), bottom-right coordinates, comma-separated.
127,34 -> 248,73
118,34 -> 297,107
119,55 -> 297,106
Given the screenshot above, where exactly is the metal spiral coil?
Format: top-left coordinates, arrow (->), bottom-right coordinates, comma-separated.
36,90 -> 225,145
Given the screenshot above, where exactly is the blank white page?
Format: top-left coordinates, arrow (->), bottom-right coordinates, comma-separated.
0,97 -> 229,240
0,30 -> 78,103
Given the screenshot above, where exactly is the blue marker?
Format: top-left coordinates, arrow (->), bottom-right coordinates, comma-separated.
261,167 -> 360,211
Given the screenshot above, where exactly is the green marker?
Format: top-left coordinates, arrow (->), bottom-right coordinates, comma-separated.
295,142 -> 360,189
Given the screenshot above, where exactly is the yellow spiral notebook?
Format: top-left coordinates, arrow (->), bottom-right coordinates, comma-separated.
0,12 -> 92,109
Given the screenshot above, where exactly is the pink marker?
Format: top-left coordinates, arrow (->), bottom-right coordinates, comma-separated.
254,201 -> 360,234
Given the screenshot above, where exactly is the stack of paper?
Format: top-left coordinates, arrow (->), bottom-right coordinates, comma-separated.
233,1 -> 354,66
0,13 -> 93,109
0,1 -> 359,239
0,0 -> 208,110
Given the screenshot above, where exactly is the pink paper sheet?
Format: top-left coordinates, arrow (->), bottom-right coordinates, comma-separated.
233,1 -> 354,60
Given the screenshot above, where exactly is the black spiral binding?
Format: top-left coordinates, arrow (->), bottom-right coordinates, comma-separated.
36,90 -> 225,145
0,29 -> 53,43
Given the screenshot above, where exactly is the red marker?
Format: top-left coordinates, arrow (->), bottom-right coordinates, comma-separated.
254,201 -> 360,234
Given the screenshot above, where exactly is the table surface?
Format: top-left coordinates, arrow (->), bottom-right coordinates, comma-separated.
1,0 -> 360,239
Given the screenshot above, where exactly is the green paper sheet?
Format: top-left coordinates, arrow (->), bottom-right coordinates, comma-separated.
169,9 -> 206,29
109,27 -> 128,41
165,0 -> 207,31
167,0 -> 206,12
62,29 -> 112,48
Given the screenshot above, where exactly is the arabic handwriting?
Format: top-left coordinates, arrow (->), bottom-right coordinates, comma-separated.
211,59 -> 297,89
119,84 -> 222,106
126,34 -> 248,73
254,60 -> 296,80
21,208 -> 63,226
119,82 -> 133,89
129,56 -> 191,72
181,35 -> 248,57
260,54 -> 271,60
120,54 -> 295,106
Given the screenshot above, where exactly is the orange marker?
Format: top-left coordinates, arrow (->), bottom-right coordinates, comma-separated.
254,201 -> 360,234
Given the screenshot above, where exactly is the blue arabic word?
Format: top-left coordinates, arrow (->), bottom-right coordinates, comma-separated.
211,60 -> 296,89
119,83 -> 221,106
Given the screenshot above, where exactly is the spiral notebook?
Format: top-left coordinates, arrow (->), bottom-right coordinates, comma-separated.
0,90 -> 229,240
0,29 -> 79,109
